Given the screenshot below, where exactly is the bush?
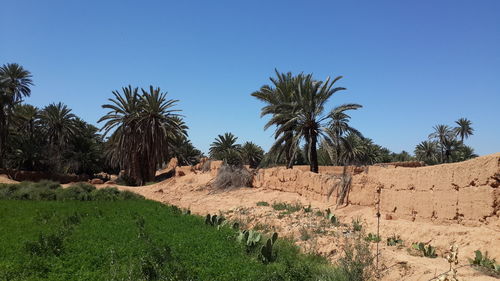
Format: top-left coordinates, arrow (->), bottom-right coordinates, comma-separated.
0,181 -> 61,200
0,182 -> 143,201
213,164 -> 253,189
337,235 -> 375,281
90,187 -> 121,201
56,183 -> 96,201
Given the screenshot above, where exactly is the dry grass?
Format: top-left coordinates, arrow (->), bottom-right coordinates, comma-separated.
212,164 -> 253,189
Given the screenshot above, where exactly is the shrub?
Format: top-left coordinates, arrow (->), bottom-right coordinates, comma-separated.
91,187 -> 121,201
337,236 -> 375,281
213,164 -> 253,189
56,183 -> 95,201
256,201 -> 269,206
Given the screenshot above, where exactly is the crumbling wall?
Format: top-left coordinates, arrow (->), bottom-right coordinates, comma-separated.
253,153 -> 500,223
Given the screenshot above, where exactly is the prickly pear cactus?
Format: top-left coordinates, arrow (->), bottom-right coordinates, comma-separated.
260,232 -> 279,264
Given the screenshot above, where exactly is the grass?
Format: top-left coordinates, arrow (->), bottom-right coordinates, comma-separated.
0,182 -> 350,281
256,201 -> 269,207
272,202 -> 302,214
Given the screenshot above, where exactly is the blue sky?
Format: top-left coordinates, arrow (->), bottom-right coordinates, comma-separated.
1,0 -> 499,155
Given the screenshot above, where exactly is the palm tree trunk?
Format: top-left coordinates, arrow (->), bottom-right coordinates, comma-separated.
310,133 -> 319,173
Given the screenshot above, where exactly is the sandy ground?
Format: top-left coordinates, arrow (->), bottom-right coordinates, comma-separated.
3,171 -> 498,280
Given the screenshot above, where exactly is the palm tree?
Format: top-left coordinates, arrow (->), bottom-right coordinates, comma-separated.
209,132 -> 241,163
454,118 -> 473,142
323,104 -> 363,165
0,63 -> 33,167
241,142 -> 264,168
287,73 -> 348,173
100,85 -> 185,185
414,141 -> 438,164
429,124 -> 455,163
40,102 -> 77,172
138,86 -> 187,181
251,70 -> 298,168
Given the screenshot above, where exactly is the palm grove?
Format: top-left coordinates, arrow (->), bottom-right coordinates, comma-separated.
0,64 -> 478,185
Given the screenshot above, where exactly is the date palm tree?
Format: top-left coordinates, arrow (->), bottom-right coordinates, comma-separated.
40,102 -> 77,172
323,104 -> 363,165
100,85 -> 185,185
286,73 -> 348,173
251,70 -> 298,168
429,124 -> 454,163
241,141 -> 264,168
0,63 -> 33,167
454,118 -> 473,142
209,132 -> 241,161
414,140 -> 438,164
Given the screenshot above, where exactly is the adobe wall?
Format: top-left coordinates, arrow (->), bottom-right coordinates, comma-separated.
252,153 -> 500,223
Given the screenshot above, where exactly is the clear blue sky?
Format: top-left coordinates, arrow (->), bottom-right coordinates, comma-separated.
1,0 -> 499,155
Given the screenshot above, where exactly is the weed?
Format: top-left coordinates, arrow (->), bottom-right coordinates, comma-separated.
386,234 -> 403,246
337,235 -> 375,281
315,210 -> 324,217
469,250 -> 500,277
300,228 -> 311,241
387,234 -> 403,246
256,201 -> 269,207
364,233 -> 381,243
352,217 -> 362,232
272,202 -> 302,214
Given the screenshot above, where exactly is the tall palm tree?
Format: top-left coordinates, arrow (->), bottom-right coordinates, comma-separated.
209,132 -> 241,161
251,70 -> 298,168
138,86 -> 187,181
0,63 -> 33,167
323,104 -> 363,165
40,102 -> 77,172
241,141 -> 264,169
414,141 -> 439,164
100,85 -> 185,185
454,118 -> 473,142
286,73 -> 347,173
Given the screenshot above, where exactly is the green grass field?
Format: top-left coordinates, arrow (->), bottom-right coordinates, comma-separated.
0,182 -> 346,281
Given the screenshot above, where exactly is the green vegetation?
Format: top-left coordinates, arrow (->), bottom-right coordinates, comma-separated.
209,133 -> 264,168
415,120 -> 477,165
364,233 -> 381,243
256,201 -> 269,207
1,186 -> 350,281
351,217 -> 362,232
410,242 -> 437,258
469,250 -> 500,277
251,70 -> 362,172
272,202 -> 302,214
386,234 -> 403,246
99,86 -> 189,186
326,208 -> 340,226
